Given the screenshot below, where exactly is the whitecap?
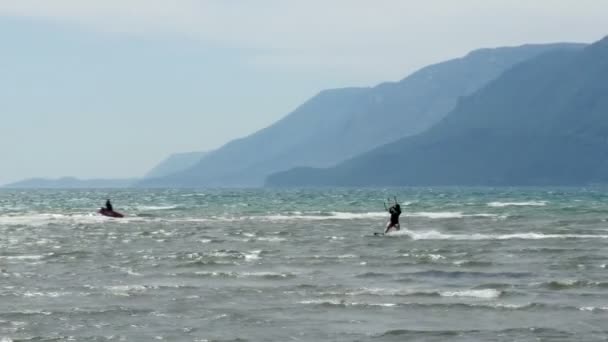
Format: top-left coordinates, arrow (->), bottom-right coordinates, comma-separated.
338,254 -> 358,259
0,213 -> 146,227
579,306 -> 608,312
260,211 -> 387,221
0,255 -> 45,261
299,299 -> 343,305
440,289 -> 501,299
241,272 -> 293,278
22,291 -> 66,298
389,229 -> 608,240
426,254 -> 445,261
256,237 -> 286,242
487,201 -> 547,207
244,250 -> 262,261
405,212 -> 501,219
104,285 -> 148,296
137,205 -> 178,211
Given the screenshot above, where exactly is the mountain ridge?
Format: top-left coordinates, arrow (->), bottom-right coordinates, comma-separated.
266,37 -> 607,186
2,177 -> 136,189
139,43 -> 583,188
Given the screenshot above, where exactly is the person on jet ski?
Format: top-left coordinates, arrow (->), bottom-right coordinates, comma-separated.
105,199 -> 113,211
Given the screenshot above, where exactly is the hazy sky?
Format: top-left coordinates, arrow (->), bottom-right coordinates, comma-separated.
1,0 -> 607,185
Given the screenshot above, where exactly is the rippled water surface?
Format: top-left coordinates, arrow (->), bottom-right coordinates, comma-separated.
1,188 -> 608,341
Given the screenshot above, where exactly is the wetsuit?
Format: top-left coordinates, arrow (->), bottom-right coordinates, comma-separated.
385,204 -> 402,233
105,200 -> 113,211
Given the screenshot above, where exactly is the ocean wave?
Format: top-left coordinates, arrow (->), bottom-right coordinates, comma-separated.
487,201 -> 547,207
260,211 -> 387,221
205,211 -> 504,222
313,286 -> 505,299
579,306 -> 608,312
355,272 -> 392,278
136,205 -> 180,211
401,253 -> 446,262
190,271 -> 295,279
0,213 -> 146,226
453,260 -> 494,267
0,210 -> 505,226
298,299 -> 398,308
440,289 -> 501,299
401,270 -> 531,279
387,229 -> 608,240
103,284 -> 148,296
0,255 -> 46,261
174,249 -> 267,263
254,237 -> 287,242
21,291 -> 71,298
405,212 -> 503,219
298,298 -> 532,310
318,287 -> 502,299
377,327 -> 569,338
540,280 -> 608,290
87,284 -> 199,297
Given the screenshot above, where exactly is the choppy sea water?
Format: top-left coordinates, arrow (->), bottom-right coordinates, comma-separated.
1,188 -> 608,341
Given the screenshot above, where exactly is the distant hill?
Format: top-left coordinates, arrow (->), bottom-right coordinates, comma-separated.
3,177 -> 136,189
139,43 -> 581,187
144,151 -> 208,179
267,37 -> 606,186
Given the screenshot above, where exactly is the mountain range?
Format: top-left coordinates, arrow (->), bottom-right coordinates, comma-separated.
139,43 -> 579,187
267,37 -> 607,186
2,177 -> 136,189
1,151 -> 207,188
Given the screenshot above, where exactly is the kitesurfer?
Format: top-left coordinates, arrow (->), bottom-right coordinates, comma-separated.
384,199 -> 402,234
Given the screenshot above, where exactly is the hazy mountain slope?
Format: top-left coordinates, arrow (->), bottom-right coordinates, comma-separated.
144,151 -> 208,179
141,43 -> 583,187
267,38 -> 607,186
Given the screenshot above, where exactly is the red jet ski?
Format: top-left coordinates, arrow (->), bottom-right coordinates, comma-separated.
99,208 -> 124,218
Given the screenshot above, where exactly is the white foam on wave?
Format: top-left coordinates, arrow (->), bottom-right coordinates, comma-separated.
137,210 -> 502,224
244,250 -> 262,261
103,285 -> 148,296
0,213 -> 73,227
242,211 -> 501,221
0,255 -> 45,261
137,205 -> 179,211
298,299 -> 397,307
299,299 -> 343,305
387,229 -> 608,240
441,289 -> 501,299
261,211 -> 388,221
406,212 -> 464,219
22,291 -> 67,298
487,201 -> 547,207
0,213 -> 146,226
579,306 -> 608,312
192,271 -> 294,279
169,212 -> 388,223
255,237 -> 286,242
405,212 -> 502,219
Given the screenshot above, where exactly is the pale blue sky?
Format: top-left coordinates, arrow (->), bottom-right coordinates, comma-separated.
1,0 -> 607,185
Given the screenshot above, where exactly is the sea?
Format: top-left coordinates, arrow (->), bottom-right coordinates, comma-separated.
1,188 -> 608,341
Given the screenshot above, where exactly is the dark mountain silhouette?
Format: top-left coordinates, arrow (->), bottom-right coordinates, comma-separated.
267,37 -> 607,186
140,43 -> 582,187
